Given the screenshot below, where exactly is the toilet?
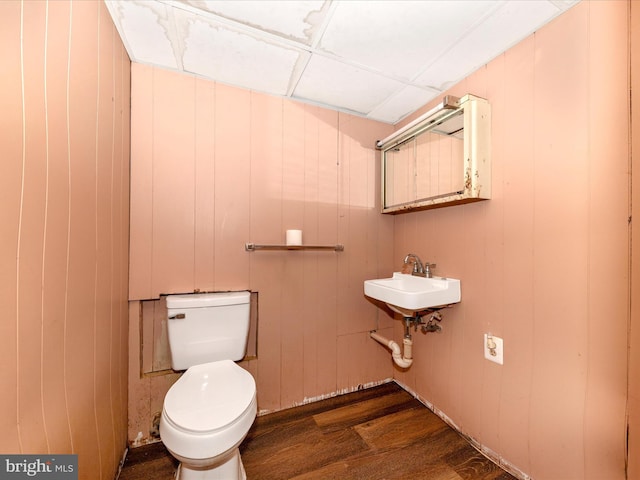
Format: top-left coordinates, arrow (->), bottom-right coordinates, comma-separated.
160,291 -> 257,480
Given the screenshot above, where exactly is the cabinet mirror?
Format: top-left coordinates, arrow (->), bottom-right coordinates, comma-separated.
378,94 -> 491,213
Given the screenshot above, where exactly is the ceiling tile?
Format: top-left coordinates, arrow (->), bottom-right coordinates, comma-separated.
414,0 -> 563,90
106,0 -> 581,125
293,54 -> 404,115
178,11 -> 302,96
318,0 -> 501,80
106,0 -> 178,69
367,85 -> 441,124
177,0 -> 327,45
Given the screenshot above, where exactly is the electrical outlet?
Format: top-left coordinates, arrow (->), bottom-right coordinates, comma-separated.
484,333 -> 504,365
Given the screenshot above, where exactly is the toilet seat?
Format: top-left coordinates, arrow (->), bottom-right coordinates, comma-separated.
164,360 -> 256,434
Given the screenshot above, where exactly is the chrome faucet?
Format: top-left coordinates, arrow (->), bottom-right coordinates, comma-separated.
403,253 -> 436,278
403,254 -> 425,276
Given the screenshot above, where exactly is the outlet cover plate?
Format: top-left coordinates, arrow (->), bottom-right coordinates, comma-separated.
484,334 -> 504,365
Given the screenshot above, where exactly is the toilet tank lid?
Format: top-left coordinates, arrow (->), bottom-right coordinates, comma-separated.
166,291 -> 250,309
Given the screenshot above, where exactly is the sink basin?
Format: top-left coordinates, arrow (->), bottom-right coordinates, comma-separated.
364,272 -> 461,315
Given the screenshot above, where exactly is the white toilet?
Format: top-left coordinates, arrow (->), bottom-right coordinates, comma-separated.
160,291 -> 257,480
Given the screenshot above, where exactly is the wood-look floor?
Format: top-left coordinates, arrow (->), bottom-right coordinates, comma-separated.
118,383 -> 517,480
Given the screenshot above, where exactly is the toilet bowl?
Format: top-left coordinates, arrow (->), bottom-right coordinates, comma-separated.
160,360 -> 257,480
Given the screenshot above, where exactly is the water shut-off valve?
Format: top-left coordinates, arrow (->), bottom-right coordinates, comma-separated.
409,310 -> 443,334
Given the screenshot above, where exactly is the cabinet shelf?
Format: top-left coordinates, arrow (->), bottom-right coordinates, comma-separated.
245,243 -> 344,252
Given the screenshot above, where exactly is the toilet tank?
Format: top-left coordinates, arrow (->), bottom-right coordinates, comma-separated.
166,291 -> 251,371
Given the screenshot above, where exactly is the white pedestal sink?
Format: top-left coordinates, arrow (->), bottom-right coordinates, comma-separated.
364,272 -> 461,316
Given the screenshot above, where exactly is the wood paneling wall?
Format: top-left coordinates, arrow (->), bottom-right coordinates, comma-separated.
630,1 -> 640,478
127,3 -> 632,478
128,64 -> 396,443
392,2 -> 629,479
0,1 -> 131,479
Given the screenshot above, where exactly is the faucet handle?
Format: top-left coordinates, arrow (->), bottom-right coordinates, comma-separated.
424,263 -> 436,277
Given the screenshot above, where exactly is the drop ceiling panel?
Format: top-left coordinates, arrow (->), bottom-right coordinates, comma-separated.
177,0 -> 327,45
105,0 -> 580,124
319,0 -> 501,81
414,0 -> 568,90
367,85 -> 441,124
109,1 -> 178,69
177,10 -> 301,95
293,54 -> 404,115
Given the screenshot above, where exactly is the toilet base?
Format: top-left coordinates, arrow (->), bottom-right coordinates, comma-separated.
175,448 -> 246,480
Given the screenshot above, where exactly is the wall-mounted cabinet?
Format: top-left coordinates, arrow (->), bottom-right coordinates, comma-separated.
378,94 -> 491,213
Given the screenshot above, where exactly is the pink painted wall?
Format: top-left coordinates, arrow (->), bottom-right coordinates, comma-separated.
128,63 -> 396,442
0,1 -> 131,479
391,2 -> 629,479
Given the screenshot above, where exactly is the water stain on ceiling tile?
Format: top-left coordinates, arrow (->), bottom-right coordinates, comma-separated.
111,0 -> 179,69
177,11 -> 302,95
105,0 -> 580,125
179,0 -> 328,45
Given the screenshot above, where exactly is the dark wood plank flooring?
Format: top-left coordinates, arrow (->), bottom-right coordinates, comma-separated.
118,383 -> 516,480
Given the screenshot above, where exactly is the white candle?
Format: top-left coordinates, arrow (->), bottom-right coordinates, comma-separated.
286,229 -> 302,246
